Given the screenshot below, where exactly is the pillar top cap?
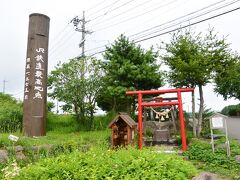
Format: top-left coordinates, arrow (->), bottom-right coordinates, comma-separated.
29,13 -> 50,20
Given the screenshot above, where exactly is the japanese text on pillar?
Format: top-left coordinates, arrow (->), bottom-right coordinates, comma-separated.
24,58 -> 31,100
33,48 -> 45,99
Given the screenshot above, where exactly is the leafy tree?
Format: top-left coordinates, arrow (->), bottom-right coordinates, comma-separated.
221,104 -> 240,116
47,101 -> 55,112
214,55 -> 240,100
161,28 -> 231,137
97,34 -> 164,113
48,57 -> 103,128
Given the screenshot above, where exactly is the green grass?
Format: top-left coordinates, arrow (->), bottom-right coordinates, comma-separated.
46,113 -> 79,133
184,138 -> 240,179
0,129 -> 110,148
13,147 -> 198,180
0,112 -> 112,148
0,129 -> 111,180
2,112 -> 239,179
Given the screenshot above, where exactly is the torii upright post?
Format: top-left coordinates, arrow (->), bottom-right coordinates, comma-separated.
23,13 -> 50,137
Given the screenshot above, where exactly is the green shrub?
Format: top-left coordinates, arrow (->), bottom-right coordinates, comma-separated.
47,113 -> 78,133
221,104 -> 240,116
15,148 -> 197,179
176,131 -> 193,146
185,139 -> 240,178
0,93 -> 22,133
92,111 -> 117,130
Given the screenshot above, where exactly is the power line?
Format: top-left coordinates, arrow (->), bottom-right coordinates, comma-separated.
49,28 -> 75,53
93,0 -> 176,32
132,0 -> 239,41
129,0 -> 228,38
86,0 -> 109,12
88,0 -> 154,28
50,0 -> 173,58
49,24 -> 71,46
89,0 -> 136,23
85,0 -> 237,54
49,0 -> 110,53
87,0 -> 122,18
49,30 -> 77,57
134,6 -> 240,43
88,6 -> 240,56
124,0 -> 190,35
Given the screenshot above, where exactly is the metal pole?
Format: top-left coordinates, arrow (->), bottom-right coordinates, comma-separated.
210,128 -> 215,153
224,119 -> 231,156
23,13 -> 50,137
177,90 -> 187,151
138,93 -> 143,149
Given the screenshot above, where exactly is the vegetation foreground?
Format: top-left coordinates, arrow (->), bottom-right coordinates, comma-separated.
0,112 -> 240,179
1,131 -> 240,179
13,148 -> 197,179
0,128 -> 198,179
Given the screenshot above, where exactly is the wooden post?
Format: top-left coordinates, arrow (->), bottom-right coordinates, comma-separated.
138,93 -> 143,149
23,13 -> 50,137
177,90 -> 187,151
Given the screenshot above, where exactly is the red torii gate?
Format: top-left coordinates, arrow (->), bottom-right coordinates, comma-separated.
126,88 -> 194,151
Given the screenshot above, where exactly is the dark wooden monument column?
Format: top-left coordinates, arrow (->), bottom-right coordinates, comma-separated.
23,13 -> 50,136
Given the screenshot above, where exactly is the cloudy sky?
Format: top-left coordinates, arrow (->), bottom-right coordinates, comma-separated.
0,0 -> 239,112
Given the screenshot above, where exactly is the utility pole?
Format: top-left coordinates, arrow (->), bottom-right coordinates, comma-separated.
2,80 -> 7,93
70,11 -> 92,57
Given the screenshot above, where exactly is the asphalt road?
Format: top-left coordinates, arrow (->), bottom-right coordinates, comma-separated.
225,117 -> 240,141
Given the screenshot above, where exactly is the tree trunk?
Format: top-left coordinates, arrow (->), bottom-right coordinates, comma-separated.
192,90 -> 197,137
74,104 -> 81,124
197,85 -> 204,137
126,99 -> 131,114
112,97 -> 117,112
89,107 -> 94,129
170,107 -> 177,134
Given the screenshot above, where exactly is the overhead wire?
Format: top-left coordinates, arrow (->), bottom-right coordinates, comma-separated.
50,0 -> 168,59
85,0 -> 109,12
89,0 -> 136,23
49,30 -> 78,58
85,0 -> 237,54
49,26 -> 75,53
124,0 -> 191,34
49,23 -> 71,46
49,0 -> 112,54
93,0 -> 176,32
88,0 -> 152,28
87,0 -> 122,18
86,0 -> 222,52
134,6 -> 240,43
132,0 -> 239,41
129,0 -> 228,38
87,6 -> 240,56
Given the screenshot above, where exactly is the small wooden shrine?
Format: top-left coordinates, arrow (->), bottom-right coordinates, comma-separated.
108,112 -> 137,147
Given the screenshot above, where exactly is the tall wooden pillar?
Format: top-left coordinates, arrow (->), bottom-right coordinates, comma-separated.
23,13 -> 50,137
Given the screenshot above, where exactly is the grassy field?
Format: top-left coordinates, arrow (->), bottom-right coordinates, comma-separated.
0,113 -> 240,179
